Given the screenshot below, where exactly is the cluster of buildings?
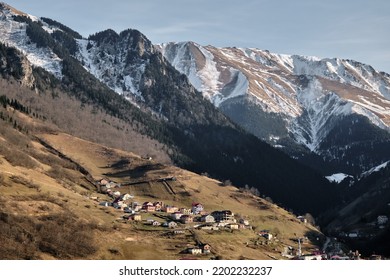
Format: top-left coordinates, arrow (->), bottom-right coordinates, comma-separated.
95,179 -> 252,232
95,178 -> 254,256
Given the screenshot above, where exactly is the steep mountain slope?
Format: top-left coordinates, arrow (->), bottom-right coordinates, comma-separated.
159,42 -> 390,175
0,3 -> 337,215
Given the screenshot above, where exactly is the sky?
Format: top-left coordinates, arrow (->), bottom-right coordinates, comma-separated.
4,0 -> 390,73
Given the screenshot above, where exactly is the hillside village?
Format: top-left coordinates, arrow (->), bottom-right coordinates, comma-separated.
90,177 -> 384,260
94,178 -> 268,256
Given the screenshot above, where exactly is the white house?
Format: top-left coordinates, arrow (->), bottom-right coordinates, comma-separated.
188,248 -> 202,255
200,214 -> 215,223
191,203 -> 204,215
168,221 -> 178,229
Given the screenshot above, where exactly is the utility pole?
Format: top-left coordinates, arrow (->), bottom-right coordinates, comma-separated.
298,238 -> 302,257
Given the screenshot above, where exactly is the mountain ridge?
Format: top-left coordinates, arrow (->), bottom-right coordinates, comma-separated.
159,41 -> 390,175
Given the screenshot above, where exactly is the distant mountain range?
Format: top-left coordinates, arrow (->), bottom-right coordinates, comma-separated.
159,42 -> 390,175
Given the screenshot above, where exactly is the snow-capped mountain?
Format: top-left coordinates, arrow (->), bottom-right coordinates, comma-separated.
159,42 -> 390,174
0,3 -> 62,79
75,29 -> 153,105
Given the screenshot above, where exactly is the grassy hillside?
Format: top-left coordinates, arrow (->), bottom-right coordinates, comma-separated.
0,101 -> 323,260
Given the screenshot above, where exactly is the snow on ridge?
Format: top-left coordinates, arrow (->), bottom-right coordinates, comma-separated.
0,6 -> 63,79
325,173 -> 353,184
161,42 -> 222,102
160,42 -> 390,144
76,38 -> 146,100
361,161 -> 390,178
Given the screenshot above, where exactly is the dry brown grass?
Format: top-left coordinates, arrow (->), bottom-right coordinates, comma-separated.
0,196 -> 99,259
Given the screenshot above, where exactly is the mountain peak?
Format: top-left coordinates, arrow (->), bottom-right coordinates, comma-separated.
0,2 -> 37,21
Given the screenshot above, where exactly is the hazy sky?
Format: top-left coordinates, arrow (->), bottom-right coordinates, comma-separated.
5,0 -> 390,73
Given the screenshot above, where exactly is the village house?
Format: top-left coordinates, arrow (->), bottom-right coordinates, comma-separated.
259,230 -> 273,240
171,212 -> 183,220
122,193 -> 134,200
112,191 -> 121,198
164,205 -> 179,213
142,202 -> 156,212
191,203 -> 204,215
180,215 -> 194,224
119,203 -> 128,210
227,223 -> 239,230
201,244 -> 211,254
297,216 -> 307,223
99,178 -> 109,186
131,214 -> 142,221
152,221 -> 161,227
188,248 -> 202,255
200,214 -> 215,223
130,202 -> 142,212
211,210 -> 235,222
153,202 -> 163,211
168,221 -> 178,229
179,208 -> 192,215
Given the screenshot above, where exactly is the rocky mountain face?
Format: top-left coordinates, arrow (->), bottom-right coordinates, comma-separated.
159,42 -> 390,175
0,3 -> 338,215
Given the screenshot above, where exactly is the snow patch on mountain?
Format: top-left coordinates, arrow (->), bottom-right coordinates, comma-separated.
213,69 -> 248,106
159,42 -> 203,90
325,173 -> 353,184
76,38 -> 145,101
292,78 -> 353,151
160,42 -> 222,100
361,161 -> 390,178
0,5 -> 63,79
196,45 -> 221,100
